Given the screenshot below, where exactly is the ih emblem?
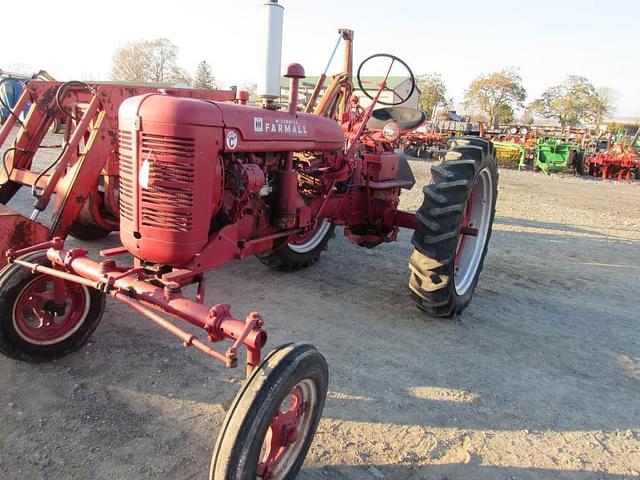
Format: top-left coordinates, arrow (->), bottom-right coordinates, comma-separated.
254,117 -> 264,132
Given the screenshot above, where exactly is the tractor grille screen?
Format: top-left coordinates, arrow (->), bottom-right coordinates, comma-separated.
118,131 -> 135,224
118,131 -> 196,233
140,133 -> 195,232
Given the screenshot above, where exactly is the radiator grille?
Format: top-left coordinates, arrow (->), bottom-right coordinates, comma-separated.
118,131 -> 196,232
141,133 -> 195,159
118,131 -> 134,223
140,134 -> 195,232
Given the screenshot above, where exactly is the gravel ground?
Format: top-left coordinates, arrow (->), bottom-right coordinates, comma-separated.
0,134 -> 639,479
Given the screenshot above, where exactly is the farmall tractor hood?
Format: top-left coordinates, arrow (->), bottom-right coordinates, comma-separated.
213,103 -> 345,153
120,92 -> 345,153
119,92 -> 225,130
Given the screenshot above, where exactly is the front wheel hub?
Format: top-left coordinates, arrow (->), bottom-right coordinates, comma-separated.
13,276 -> 90,345
257,382 -> 316,478
43,299 -> 67,317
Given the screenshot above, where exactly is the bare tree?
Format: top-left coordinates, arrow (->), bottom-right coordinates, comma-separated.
111,39 -> 190,84
592,87 -> 617,128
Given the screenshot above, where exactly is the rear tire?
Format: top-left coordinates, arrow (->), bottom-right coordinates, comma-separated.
573,151 -> 585,175
408,137 -> 498,318
258,220 -> 334,271
210,343 -> 328,480
0,252 -> 105,362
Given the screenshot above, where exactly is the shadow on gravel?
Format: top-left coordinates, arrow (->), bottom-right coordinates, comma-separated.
303,227 -> 639,436
496,216 -> 640,242
1,171 -> 638,478
300,463 -> 637,480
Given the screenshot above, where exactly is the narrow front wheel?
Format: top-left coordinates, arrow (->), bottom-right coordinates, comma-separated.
210,343 -> 328,480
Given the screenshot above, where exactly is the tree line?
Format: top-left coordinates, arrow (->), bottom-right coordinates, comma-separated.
417,68 -> 617,128
111,38 -> 618,128
111,38 -> 217,89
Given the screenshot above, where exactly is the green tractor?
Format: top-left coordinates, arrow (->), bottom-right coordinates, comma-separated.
534,137 -> 585,174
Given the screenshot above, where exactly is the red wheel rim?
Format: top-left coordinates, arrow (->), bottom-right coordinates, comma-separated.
453,168 -> 494,296
12,275 -> 89,345
455,190 -> 475,267
257,380 -> 317,479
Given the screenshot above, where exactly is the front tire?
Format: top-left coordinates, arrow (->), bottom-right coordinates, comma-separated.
408,137 -> 498,318
210,343 -> 328,480
0,252 -> 105,362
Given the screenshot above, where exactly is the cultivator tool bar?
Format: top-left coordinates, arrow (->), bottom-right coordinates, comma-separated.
402,129 -> 446,159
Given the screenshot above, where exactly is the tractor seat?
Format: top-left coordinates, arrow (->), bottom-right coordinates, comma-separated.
367,107 -> 426,132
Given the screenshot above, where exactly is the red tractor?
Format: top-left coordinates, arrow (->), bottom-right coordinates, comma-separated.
0,4 -> 498,478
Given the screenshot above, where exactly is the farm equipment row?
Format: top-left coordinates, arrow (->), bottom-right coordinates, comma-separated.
488,127 -> 583,173
401,110 -> 483,160
487,126 -> 640,181
0,1 -> 498,478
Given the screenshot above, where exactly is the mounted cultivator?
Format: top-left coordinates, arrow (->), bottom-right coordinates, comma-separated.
586,131 -> 640,181
401,112 -> 483,160
402,128 -> 446,159
0,2 -> 499,478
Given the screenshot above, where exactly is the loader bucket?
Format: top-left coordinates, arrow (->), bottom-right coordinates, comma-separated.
0,205 -> 49,270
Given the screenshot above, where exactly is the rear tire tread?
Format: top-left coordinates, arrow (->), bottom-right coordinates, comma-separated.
408,136 -> 498,318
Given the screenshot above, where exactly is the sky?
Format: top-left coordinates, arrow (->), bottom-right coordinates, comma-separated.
3,0 -> 638,118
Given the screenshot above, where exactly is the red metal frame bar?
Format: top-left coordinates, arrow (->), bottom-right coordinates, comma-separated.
394,210 -> 417,230
8,240 -> 267,376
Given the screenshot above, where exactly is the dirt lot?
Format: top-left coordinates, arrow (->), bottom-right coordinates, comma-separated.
0,136 -> 639,479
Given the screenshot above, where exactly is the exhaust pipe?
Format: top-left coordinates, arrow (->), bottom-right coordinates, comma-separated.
258,0 -> 284,109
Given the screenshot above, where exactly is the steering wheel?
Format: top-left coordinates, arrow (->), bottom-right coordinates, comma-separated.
356,53 -> 416,106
